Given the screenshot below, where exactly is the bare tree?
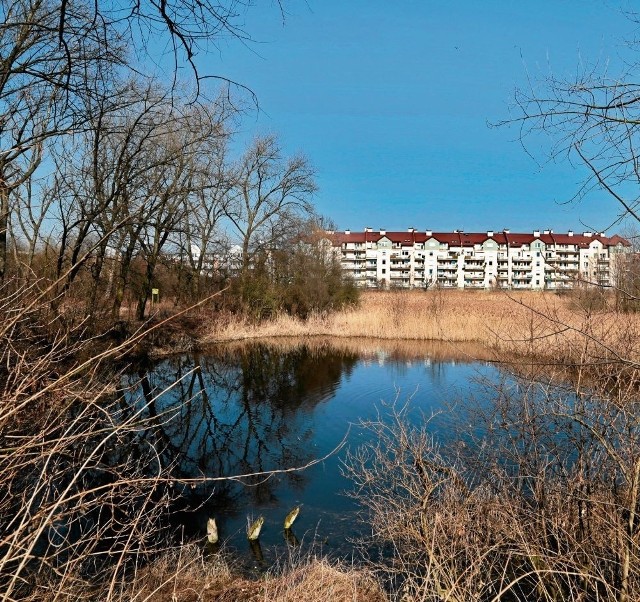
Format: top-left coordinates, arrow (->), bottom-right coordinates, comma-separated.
133,101 -> 229,320
9,175 -> 57,278
503,22 -> 640,231
179,126 -> 234,302
47,82 -> 171,315
0,0 -> 120,280
225,134 -> 317,276
1,0 -> 289,283
43,80 -> 232,320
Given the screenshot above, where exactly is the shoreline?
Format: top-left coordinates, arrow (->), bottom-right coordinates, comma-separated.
97,289 -> 640,600
143,289 -> 638,369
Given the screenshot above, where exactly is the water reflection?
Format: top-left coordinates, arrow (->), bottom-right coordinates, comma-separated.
125,340 -> 495,558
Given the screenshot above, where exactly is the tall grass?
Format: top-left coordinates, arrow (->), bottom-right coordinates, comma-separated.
205,289 -> 640,368
205,289 -> 570,342
114,544 -> 385,602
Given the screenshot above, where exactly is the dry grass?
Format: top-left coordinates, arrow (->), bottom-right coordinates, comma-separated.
218,335 -> 497,363
260,556 -> 386,602
205,289 -> 568,344
119,545 -> 239,602
119,546 -> 386,602
203,289 -> 640,366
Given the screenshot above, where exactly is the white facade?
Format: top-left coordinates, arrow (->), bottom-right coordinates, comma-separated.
332,228 -> 631,290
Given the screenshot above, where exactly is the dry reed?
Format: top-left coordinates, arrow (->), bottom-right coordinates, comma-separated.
217,336 -> 496,363
260,556 -> 386,602
205,290 -> 570,344
119,545 -> 385,602
204,289 -> 640,367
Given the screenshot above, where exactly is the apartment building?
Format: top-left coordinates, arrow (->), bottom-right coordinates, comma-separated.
330,228 -> 631,290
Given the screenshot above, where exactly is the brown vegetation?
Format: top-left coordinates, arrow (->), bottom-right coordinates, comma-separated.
0,281 -> 386,601
0,282 -> 187,601
259,556 -> 385,602
106,545 -> 385,602
345,362 -> 640,602
205,289 -> 572,344
206,288 -> 640,366
216,336 -> 496,363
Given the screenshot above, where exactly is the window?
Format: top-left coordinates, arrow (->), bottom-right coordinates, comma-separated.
382,269 -> 386,275
382,259 -> 386,265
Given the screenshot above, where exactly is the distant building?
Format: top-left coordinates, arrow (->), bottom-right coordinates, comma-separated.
330,228 -> 632,290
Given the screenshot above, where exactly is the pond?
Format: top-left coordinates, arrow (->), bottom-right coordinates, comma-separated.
125,338 -> 505,566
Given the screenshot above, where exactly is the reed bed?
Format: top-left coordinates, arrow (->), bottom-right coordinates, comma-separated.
206,289 -> 564,343
204,289 -> 640,366
217,336 -> 497,363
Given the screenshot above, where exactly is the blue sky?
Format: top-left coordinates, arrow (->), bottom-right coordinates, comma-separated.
193,0 -> 635,234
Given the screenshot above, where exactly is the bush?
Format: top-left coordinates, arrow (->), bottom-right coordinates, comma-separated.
569,286 -> 608,312
229,244 -> 360,321
0,282 -> 191,600
345,368 -> 640,602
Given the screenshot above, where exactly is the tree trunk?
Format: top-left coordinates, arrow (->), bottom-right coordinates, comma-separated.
135,258 -> 155,320
87,245 -> 106,317
620,459 -> 640,602
63,221 -> 92,292
111,242 -> 136,320
0,180 -> 9,281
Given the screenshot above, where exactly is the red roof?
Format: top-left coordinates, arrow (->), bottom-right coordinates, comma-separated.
332,230 -> 631,248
